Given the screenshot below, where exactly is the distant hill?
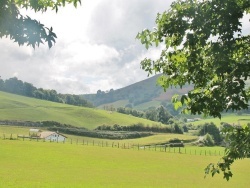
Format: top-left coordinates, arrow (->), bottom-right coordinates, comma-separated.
83,75 -> 193,111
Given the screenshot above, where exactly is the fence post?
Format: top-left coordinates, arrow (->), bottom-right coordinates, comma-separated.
112,142 -> 114,147
179,147 -> 180,153
71,139 -> 72,144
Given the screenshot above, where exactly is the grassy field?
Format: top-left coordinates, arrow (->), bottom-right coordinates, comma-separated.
191,114 -> 250,127
0,139 -> 249,188
0,91 -> 160,129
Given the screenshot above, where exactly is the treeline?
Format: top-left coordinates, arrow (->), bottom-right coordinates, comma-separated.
0,77 -> 93,108
116,106 -> 173,124
95,123 -> 184,134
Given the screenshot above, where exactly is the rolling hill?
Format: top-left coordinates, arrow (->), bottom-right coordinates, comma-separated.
0,91 -> 161,130
83,74 -> 193,111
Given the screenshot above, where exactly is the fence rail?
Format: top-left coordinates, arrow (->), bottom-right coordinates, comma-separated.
0,133 -> 225,156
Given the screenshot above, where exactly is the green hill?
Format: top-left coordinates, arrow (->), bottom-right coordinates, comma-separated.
83,74 -> 192,111
0,91 -> 160,130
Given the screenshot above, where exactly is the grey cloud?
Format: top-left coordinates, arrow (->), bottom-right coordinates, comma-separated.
87,0 -> 173,49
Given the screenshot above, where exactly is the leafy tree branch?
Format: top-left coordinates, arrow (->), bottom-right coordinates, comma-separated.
0,0 -> 81,48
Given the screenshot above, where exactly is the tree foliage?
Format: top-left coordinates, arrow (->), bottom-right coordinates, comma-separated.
137,0 -> 250,180
137,0 -> 250,118
0,0 -> 81,48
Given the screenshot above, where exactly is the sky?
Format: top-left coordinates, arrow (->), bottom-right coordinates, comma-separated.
0,0 -> 249,95
0,0 -> 173,94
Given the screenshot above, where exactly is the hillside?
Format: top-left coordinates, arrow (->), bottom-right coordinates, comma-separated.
83,74 -> 193,111
0,91 -> 160,130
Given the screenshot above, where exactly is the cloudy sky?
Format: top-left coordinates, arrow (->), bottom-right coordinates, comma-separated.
0,0 -> 249,94
0,0 -> 173,94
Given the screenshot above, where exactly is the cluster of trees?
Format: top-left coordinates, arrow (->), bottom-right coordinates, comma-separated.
0,77 -> 93,108
117,106 -> 173,124
116,107 -> 144,118
95,122 -> 184,134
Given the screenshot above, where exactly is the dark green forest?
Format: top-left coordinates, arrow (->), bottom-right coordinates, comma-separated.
0,77 -> 93,108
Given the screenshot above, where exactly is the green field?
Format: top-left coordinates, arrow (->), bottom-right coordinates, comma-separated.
0,139 -> 249,188
0,91 -> 160,129
191,114 -> 250,127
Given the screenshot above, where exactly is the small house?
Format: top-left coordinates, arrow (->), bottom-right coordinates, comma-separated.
39,131 -> 67,142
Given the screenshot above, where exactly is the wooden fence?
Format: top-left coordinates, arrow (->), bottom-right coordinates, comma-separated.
0,133 -> 225,156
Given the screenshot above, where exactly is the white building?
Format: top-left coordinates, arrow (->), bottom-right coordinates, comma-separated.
39,131 -> 67,142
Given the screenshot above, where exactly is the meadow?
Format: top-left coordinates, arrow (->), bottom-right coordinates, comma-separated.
190,113 -> 250,127
0,91 -> 159,129
0,139 -> 249,188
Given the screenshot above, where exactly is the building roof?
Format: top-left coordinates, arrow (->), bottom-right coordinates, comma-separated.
39,131 -> 67,138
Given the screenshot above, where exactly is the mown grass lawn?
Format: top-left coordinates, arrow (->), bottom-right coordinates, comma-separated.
0,139 -> 249,188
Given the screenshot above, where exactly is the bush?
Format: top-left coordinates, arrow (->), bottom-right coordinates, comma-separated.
198,122 -> 221,144
169,138 -> 182,143
193,133 -> 215,147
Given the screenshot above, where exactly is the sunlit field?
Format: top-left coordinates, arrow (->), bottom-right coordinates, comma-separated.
0,139 -> 249,188
191,113 -> 250,127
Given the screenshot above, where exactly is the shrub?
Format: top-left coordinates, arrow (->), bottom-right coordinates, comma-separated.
198,122 -> 221,144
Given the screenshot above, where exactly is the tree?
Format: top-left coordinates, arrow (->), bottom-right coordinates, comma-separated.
137,0 -> 250,118
198,122 -> 221,144
0,0 -> 81,48
137,0 -> 250,180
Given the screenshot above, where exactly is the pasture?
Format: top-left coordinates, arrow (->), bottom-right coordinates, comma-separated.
0,139 -> 249,187
0,91 -> 160,129
191,114 -> 250,127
